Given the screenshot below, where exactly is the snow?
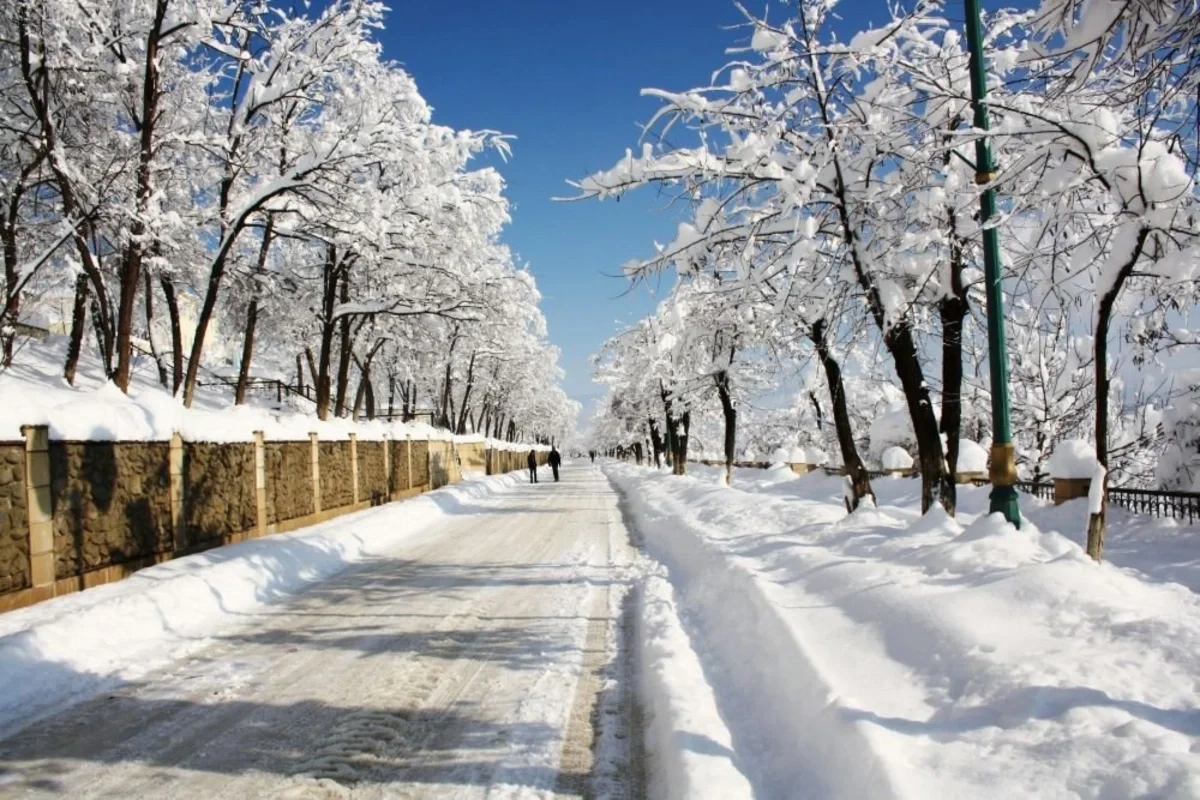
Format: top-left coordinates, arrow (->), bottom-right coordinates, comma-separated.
1048,438 -> 1098,479
804,446 -> 829,466
957,439 -> 988,473
881,445 -> 914,470
1089,461 -> 1108,515
771,446 -> 790,464
637,571 -> 755,798
606,462 -> 1200,798
0,470 -> 531,737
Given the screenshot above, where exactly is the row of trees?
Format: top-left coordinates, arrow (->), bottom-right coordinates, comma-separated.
581,0 -> 1198,556
0,0 -> 576,442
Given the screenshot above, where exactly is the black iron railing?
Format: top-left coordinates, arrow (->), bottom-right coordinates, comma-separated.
1108,486 -> 1200,523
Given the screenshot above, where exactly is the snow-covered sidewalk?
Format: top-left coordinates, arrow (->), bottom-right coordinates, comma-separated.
609,462 -> 1200,799
0,465 -> 643,800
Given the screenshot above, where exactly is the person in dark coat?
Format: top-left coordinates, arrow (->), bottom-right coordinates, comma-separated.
527,449 -> 538,483
548,447 -> 562,481
589,450 -> 596,463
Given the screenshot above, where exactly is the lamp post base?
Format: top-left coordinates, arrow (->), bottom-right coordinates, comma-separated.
989,483 -> 1021,528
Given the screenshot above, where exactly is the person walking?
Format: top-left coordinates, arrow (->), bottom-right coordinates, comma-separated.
589,450 -> 595,464
548,446 -> 562,482
527,449 -> 538,484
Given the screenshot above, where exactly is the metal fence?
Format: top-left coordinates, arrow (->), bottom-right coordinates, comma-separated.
818,469 -> 1200,523
1108,486 -> 1200,523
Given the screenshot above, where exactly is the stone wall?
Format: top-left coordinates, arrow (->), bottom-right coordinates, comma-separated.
0,444 -> 29,594
0,429 -> 536,612
184,443 -> 257,549
49,441 -> 173,579
319,441 -> 354,510
266,442 -> 314,524
459,442 -> 486,474
410,440 -> 430,488
357,440 -> 388,505
429,441 -> 455,489
390,440 -> 411,493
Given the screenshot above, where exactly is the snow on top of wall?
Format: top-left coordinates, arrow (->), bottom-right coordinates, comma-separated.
881,446 -> 914,470
957,439 -> 988,473
1048,439 -> 1098,479
771,447 -> 790,465
804,447 -> 829,466
0,338 -> 543,447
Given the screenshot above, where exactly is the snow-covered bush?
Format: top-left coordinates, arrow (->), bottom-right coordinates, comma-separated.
1157,371 -> 1200,491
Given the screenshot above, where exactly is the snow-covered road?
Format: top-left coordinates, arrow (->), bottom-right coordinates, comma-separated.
0,464 -> 640,799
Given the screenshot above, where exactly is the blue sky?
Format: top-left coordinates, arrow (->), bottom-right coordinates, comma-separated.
380,0 -> 887,414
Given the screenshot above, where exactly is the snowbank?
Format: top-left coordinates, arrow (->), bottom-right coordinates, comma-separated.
1048,439 -> 1098,479
605,463 -> 1200,798
637,571 -> 754,799
0,471 -> 528,736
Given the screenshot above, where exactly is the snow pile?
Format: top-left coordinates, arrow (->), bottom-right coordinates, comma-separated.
956,439 -> 988,473
1048,439 -> 1098,479
0,470 -> 529,736
881,445 -> 913,470
606,463 -> 1200,798
788,445 -> 807,464
771,446 -> 790,465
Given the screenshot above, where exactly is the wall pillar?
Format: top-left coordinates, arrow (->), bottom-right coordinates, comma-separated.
349,433 -> 359,504
406,434 -> 413,492
310,432 -> 321,514
1054,478 -> 1091,505
382,435 -> 391,495
21,425 -> 53,593
169,431 -> 186,551
253,431 -> 266,536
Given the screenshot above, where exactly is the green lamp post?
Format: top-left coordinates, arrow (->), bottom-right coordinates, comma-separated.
964,0 -> 1021,527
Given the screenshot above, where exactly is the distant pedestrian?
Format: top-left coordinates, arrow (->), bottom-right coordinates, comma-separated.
527,449 -> 538,483
589,450 -> 596,464
549,446 -> 562,482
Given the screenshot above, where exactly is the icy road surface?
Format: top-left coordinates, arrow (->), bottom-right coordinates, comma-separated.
0,464 -> 639,799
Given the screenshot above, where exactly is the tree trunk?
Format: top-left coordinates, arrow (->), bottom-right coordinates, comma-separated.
364,374 -> 375,419
314,246 -> 339,420
144,271 -> 169,388
456,350 -> 477,434
648,418 -> 665,469
1088,227 -> 1149,561
938,248 -> 968,514
661,386 -> 680,472
113,0 -> 169,394
235,216 -> 275,405
160,276 -> 183,393
888,323 -> 953,513
63,274 -> 90,386
715,369 -> 736,485
674,410 -> 691,474
333,276 -> 354,417
811,319 -> 873,510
